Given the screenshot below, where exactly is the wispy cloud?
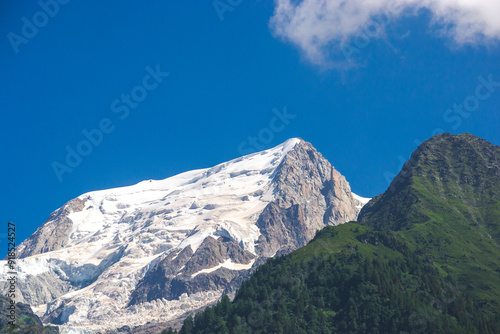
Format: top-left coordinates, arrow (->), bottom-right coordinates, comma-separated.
269,0 -> 500,68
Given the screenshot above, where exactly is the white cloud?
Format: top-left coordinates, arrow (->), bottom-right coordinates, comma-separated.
269,0 -> 500,67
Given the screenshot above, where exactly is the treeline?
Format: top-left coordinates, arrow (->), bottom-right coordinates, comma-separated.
163,230 -> 497,334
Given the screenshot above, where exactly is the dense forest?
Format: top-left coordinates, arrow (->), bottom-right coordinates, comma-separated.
164,226 -> 496,334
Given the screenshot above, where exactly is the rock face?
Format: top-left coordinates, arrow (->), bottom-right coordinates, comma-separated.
129,237 -> 256,304
16,198 -> 86,259
255,140 -> 359,257
0,138 -> 367,333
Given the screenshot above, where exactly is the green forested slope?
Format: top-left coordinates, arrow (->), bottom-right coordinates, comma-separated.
359,133 -> 500,311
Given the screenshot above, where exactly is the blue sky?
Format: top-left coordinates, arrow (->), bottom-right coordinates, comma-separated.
1,1 -> 499,245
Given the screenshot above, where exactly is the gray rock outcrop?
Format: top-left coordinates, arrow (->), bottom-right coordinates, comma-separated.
128,236 -> 255,305
16,198 -> 86,259
255,140 -> 358,257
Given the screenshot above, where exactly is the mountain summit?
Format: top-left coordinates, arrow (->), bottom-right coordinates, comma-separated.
359,132 -> 500,232
1,138 -> 366,332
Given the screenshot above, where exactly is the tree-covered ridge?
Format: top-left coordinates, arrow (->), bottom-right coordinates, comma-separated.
171,224 -> 496,334
359,133 -> 500,319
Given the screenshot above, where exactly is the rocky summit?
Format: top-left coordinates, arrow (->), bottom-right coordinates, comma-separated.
0,138 -> 368,333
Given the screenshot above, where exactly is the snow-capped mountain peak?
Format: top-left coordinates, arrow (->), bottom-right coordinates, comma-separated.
2,138 -> 368,333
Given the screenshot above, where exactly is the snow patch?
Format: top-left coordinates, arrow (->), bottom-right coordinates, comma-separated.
191,259 -> 256,278
352,193 -> 371,210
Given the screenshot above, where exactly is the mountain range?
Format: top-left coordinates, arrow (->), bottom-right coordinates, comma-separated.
174,133 -> 500,334
1,133 -> 498,334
